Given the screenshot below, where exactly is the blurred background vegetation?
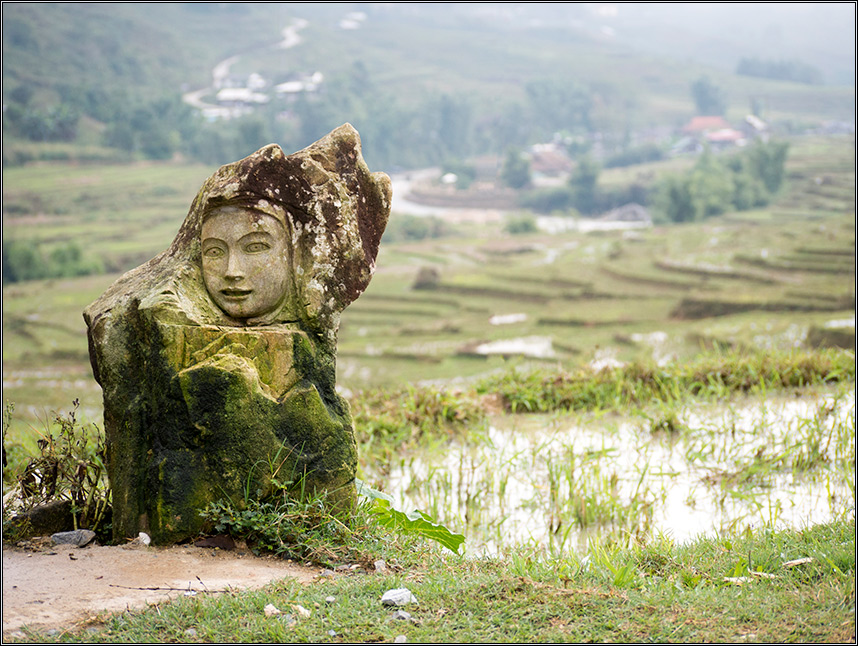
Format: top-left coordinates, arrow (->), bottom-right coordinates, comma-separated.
2,2 -> 854,430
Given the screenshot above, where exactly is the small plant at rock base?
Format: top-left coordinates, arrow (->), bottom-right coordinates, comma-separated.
199,475 -> 465,567
8,399 -> 110,536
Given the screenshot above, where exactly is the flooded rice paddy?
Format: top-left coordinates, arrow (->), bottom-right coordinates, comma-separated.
366,387 -> 855,556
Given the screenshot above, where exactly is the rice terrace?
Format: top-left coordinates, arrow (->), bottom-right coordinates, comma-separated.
2,3 -> 855,643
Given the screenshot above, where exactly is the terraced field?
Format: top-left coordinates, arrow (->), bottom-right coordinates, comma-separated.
2,135 -> 854,435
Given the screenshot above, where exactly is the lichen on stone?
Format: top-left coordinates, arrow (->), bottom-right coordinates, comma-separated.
84,124 -> 390,544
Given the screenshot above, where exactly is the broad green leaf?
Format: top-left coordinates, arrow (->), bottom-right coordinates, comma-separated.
356,480 -> 465,555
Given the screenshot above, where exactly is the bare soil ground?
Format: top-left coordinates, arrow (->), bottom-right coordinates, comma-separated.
2,542 -> 316,640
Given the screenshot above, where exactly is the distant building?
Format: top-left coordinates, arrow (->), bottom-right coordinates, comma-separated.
275,72 -> 324,96
682,116 -> 731,134
527,143 -> 572,177
599,203 -> 651,224
704,128 -> 746,148
215,87 -> 269,106
680,116 -> 746,149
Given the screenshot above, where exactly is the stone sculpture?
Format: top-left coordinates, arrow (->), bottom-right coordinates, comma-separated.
84,124 -> 391,544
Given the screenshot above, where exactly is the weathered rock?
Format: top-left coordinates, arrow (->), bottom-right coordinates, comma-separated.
51,529 -> 96,547
84,124 -> 391,544
9,499 -> 74,538
381,588 -> 418,606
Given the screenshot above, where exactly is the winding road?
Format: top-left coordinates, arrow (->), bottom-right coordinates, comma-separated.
181,18 -> 308,115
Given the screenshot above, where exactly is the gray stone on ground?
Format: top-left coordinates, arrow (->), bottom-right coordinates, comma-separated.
51,529 -> 96,547
381,588 -> 418,606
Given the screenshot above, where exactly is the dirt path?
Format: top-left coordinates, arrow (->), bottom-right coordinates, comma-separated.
2,543 -> 316,639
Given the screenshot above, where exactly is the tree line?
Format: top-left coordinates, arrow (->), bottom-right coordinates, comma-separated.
736,58 -> 824,85
3,62 -> 597,171
498,139 -> 789,224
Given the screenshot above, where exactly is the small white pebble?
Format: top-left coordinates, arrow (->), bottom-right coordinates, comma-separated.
325,595 -> 337,604
264,603 -> 281,617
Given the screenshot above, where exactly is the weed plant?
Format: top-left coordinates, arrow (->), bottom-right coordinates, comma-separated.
199,490 -> 396,569
352,384 -> 486,467
477,347 -> 855,414
2,400 -> 110,539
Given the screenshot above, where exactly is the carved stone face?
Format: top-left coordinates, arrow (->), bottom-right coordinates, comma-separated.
201,206 -> 291,321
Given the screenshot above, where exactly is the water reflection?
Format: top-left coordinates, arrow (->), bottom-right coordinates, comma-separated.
367,388 -> 855,555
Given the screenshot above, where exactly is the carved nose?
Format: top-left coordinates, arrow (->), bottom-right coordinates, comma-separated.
224,253 -> 244,281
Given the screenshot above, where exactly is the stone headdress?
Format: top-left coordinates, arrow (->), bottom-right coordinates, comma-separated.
85,124 -> 391,354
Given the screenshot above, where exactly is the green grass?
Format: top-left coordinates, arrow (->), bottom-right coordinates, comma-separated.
10,519 -> 853,643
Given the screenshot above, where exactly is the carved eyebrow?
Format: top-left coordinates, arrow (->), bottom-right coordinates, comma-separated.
201,237 -> 227,247
238,230 -> 274,244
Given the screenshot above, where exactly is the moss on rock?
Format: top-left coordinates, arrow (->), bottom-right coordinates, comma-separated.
84,125 -> 389,543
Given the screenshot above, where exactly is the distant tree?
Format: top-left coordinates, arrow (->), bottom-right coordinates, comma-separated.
604,143 -> 665,168
656,174 -> 696,223
504,214 -> 538,234
500,148 -> 531,189
2,241 -> 45,284
687,151 -> 734,218
5,103 -> 80,142
736,58 -> 823,85
8,84 -> 34,106
568,155 -> 601,213
746,140 -> 790,194
691,76 -> 726,116
518,187 -> 574,214
525,79 -> 592,138
655,142 -> 789,223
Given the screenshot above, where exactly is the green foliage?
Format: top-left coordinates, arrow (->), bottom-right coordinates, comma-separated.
746,140 -> 790,193
357,480 -> 465,554
737,57 -> 824,85
655,140 -> 790,222
352,384 -> 485,465
199,486 -> 369,566
199,474 -> 462,565
381,215 -> 452,243
504,213 -> 539,234
519,186 -> 574,213
500,147 -> 531,189
604,143 -> 665,168
568,154 -> 601,214
3,400 -> 110,536
525,78 -> 592,139
691,75 -> 727,116
477,348 -> 855,413
3,102 -> 80,142
2,240 -> 104,284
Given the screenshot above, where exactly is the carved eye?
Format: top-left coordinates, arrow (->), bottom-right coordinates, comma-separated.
203,247 -> 225,259
245,241 -> 271,253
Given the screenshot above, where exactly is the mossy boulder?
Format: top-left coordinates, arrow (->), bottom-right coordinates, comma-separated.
84,124 -> 390,544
